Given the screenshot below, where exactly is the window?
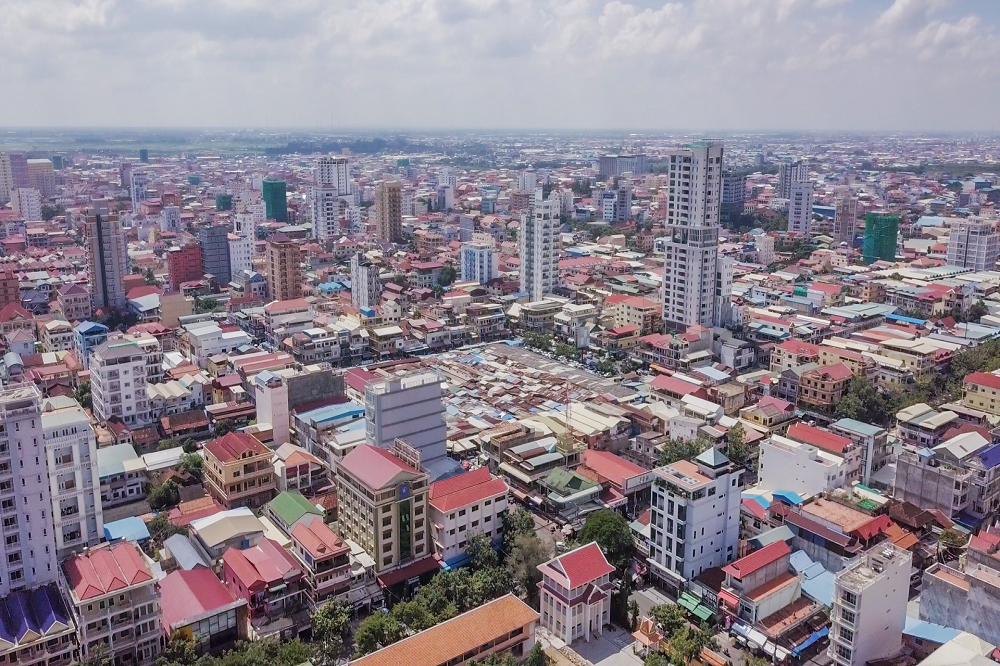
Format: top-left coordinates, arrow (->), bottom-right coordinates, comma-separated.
840,590 -> 857,607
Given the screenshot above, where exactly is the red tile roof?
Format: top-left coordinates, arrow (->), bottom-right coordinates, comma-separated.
965,372 -> 1000,391
721,541 -> 790,580
852,514 -> 893,541
428,467 -> 509,513
63,542 -> 154,601
160,568 -> 243,633
544,542 -> 616,588
339,444 -> 422,490
786,422 -> 852,455
650,375 -> 702,396
204,432 -> 270,463
223,538 -> 301,592
292,520 -> 350,560
806,363 -> 853,382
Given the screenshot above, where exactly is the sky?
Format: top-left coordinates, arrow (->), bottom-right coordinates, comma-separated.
1,0 -> 998,132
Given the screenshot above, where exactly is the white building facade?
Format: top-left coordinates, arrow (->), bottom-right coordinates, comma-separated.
350,253 -> 382,310
460,241 -> 498,285
520,198 -> 559,301
946,216 -> 999,271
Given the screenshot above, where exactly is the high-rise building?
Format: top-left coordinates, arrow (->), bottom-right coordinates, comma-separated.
139,148 -> 149,163
129,168 -> 149,212
720,172 -> 746,224
350,252 -> 382,310
26,158 -> 55,197
12,187 -> 42,221
715,254 -> 735,326
595,178 -> 632,223
461,241 -> 498,285
862,212 -> 900,264
598,154 -> 649,178
160,205 -> 181,233
828,543 -> 910,666
166,244 -> 203,292
834,190 -> 859,246
947,216 -> 999,270
660,142 -> 724,331
228,232 -> 253,276
42,396 -> 103,559
647,448 -> 742,596
266,232 -> 302,302
365,371 -> 460,481
84,203 -> 128,311
263,179 -> 288,222
90,334 -> 162,427
788,180 -> 814,239
519,197 -> 559,301
312,156 -> 350,242
0,153 -> 13,204
199,225 -> 231,286
777,160 -> 808,199
374,180 -> 402,242
0,384 -> 59,596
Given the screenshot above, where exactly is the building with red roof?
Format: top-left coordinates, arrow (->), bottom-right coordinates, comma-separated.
963,372 -> 1000,416
650,374 -> 709,406
428,467 -> 509,564
221,538 -> 306,639
336,444 -> 432,574
798,363 -> 853,414
62,542 -> 161,665
160,567 -> 247,654
579,449 -> 653,512
290,520 -> 353,606
719,541 -> 801,626
204,432 -> 277,510
537,542 -> 616,644
786,422 -> 853,455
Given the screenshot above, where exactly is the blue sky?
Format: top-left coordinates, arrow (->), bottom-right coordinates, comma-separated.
0,0 -> 997,131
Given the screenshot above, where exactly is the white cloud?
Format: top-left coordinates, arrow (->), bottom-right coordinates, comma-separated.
0,0 -> 997,130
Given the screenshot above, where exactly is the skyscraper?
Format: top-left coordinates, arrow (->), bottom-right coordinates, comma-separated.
263,178 -> 288,222
350,252 -> 382,310
862,212 -> 900,264
84,202 -> 127,311
25,158 -> 54,197
129,168 -> 149,212
0,384 -> 59,596
312,156 -> 350,242
11,187 -> 42,222
946,216 -> 999,270
660,142 -> 724,331
777,160 -> 808,199
788,180 -> 814,239
199,225 -> 231,286
374,180 -> 402,242
720,172 -> 746,224
166,244 -> 203,292
834,189 -> 859,246
519,197 -> 559,301
0,153 -> 13,204
266,232 -> 302,302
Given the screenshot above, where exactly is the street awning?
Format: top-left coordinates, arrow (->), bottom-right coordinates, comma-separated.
376,556 -> 440,589
719,589 -> 740,609
791,627 -> 829,657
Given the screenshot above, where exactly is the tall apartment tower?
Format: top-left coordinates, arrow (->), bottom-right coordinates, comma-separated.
27,159 -> 56,197
42,396 -> 103,559
862,212 -> 900,264
350,252 -> 382,310
788,180 -> 814,239
834,189 -> 859,246
0,153 -> 14,204
199,224 -> 232,286
365,371 -> 460,482
660,142 -> 724,331
829,544 -> 910,666
266,232 -> 303,302
720,172 -> 747,224
312,156 -> 351,242
519,197 -> 559,301
374,180 -> 403,242
129,168 -> 149,212
90,335 -> 162,427
160,205 -> 181,233
946,216 -> 999,270
777,160 -> 808,199
12,187 -> 42,222
461,241 -> 498,285
84,203 -> 128,311
0,384 -> 59,596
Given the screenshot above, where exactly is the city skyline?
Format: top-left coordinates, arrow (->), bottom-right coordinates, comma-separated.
2,0 -> 999,131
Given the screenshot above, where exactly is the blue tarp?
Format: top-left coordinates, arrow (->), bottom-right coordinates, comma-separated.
792,627 -> 829,657
886,313 -> 927,325
903,617 -> 961,644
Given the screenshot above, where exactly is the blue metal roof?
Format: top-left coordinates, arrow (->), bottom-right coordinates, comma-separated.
104,516 -> 151,543
74,320 -> 108,334
298,402 -> 365,425
903,617 -> 961,644
978,442 -> 1000,469
772,490 -> 805,506
0,584 -> 70,645
741,492 -> 770,509
885,313 -> 927,325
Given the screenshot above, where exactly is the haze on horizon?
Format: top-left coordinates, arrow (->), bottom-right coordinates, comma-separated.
1,0 -> 998,133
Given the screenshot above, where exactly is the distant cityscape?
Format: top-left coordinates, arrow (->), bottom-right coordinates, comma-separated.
0,129 -> 1000,666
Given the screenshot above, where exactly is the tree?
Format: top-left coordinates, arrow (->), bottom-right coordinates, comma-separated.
967,299 -> 989,322
471,653 -> 518,666
466,532 -> 499,571
74,380 -> 92,409
182,438 -> 199,454
353,612 -> 404,657
595,358 -> 617,375
312,599 -> 352,648
835,379 -> 897,427
81,644 -> 114,666
939,528 -> 968,550
392,599 -> 437,632
470,565 -> 517,603
666,626 -> 704,666
144,268 -> 158,286
179,453 -> 204,480
651,603 -> 687,639
725,423 -> 751,468
525,641 -> 548,666
554,342 -> 579,360
644,654 -> 670,666
509,533 -> 548,606
522,332 -> 552,352
195,297 -> 220,314
657,437 -> 713,467
437,265 -> 457,287
156,635 -> 198,666
147,512 -> 188,549
628,598 -> 641,632
214,420 -> 237,436
501,506 -> 537,552
41,205 -> 58,221
148,481 -> 180,510
578,509 -> 633,572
